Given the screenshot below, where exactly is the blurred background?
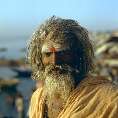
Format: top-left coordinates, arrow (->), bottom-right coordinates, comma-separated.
0,0 -> 118,117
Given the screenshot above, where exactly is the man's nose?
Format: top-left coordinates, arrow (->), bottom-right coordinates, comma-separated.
50,52 -> 58,65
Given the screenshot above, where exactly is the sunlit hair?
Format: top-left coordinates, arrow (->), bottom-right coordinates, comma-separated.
27,16 -> 94,80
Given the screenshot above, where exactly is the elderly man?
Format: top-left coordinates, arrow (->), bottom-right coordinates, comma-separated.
28,16 -> 118,118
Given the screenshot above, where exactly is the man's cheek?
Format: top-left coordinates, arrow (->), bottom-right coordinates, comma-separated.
42,58 -> 49,65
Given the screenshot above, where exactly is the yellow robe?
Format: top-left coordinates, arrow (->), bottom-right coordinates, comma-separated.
29,75 -> 118,118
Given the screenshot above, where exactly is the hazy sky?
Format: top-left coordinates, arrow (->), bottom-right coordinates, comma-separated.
0,0 -> 118,38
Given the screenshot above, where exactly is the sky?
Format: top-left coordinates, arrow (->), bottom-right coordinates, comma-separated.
0,0 -> 118,39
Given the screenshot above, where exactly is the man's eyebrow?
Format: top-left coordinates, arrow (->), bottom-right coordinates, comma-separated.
49,47 -> 56,52
42,49 -> 63,53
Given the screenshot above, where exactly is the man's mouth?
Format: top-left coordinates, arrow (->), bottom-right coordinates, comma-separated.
44,64 -> 80,76
45,65 -> 65,75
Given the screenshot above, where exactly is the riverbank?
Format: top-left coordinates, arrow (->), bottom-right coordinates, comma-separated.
0,58 -> 26,67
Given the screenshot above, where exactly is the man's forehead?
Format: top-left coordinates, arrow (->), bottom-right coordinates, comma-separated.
41,41 -> 70,53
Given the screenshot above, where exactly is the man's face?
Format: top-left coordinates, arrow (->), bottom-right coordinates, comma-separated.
41,39 -> 77,67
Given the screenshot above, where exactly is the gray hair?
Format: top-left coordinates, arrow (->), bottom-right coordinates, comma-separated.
27,16 -> 94,80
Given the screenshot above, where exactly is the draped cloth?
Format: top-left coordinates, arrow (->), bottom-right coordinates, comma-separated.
29,75 -> 118,118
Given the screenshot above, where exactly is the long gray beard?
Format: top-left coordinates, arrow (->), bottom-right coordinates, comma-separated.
44,64 -> 76,100
43,64 -> 76,118
45,70 -> 75,100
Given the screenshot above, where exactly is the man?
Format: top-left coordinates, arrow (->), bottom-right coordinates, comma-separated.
28,16 -> 118,118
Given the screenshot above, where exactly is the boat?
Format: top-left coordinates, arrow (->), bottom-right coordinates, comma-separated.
0,77 -> 20,87
11,66 -> 32,78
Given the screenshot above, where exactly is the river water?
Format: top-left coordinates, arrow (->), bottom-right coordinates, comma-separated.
0,37 -> 35,117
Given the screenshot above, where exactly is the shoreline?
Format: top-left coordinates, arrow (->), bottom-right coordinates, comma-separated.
0,58 -> 26,67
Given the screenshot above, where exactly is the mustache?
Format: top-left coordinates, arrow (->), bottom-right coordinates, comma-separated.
32,64 -> 80,80
44,64 -> 80,75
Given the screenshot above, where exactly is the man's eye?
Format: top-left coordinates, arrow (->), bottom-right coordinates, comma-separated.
58,50 -> 70,56
58,51 -> 64,56
44,52 -> 51,57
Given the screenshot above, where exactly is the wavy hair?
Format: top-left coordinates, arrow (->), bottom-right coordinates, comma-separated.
27,16 -> 94,80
